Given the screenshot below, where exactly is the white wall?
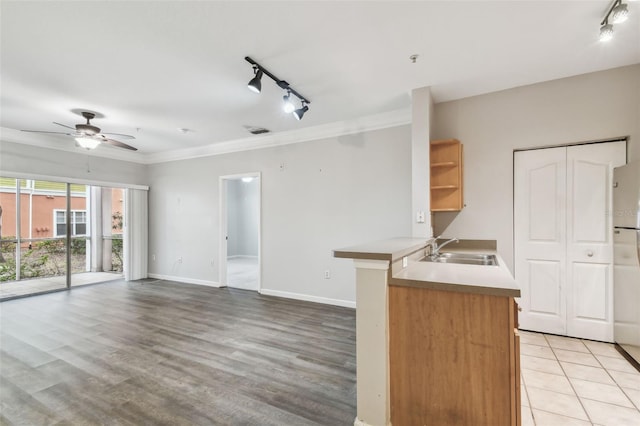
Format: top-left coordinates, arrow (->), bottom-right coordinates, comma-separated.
147,125 -> 412,306
0,140 -> 147,186
432,64 -> 640,272
227,178 -> 259,257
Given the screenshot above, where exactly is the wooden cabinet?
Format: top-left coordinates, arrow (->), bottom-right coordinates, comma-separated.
389,285 -> 521,426
431,139 -> 463,211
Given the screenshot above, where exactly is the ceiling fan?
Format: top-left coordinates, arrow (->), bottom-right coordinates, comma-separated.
21,111 -> 137,151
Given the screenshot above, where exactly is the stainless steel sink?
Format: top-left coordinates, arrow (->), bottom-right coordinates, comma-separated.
422,252 -> 498,266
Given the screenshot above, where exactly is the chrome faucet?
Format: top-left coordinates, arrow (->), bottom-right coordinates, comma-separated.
430,236 -> 459,258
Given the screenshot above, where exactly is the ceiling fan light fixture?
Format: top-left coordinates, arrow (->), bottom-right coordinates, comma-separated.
22,110 -> 137,151
75,137 -> 100,150
247,67 -> 263,93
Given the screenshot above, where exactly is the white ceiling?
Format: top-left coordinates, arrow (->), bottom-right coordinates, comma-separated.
1,1 -> 639,163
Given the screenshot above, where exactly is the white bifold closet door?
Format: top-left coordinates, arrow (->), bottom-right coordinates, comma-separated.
515,142 -> 626,342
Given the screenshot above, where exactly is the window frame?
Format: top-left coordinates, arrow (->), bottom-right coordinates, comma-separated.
53,209 -> 88,237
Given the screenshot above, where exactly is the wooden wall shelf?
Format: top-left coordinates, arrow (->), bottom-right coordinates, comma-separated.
430,139 -> 463,212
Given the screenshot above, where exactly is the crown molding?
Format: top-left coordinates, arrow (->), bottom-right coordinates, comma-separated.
1,108 -> 411,166
143,108 -> 411,164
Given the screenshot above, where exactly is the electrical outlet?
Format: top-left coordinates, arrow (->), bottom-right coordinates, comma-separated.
210,259 -> 215,266
178,257 -> 183,264
324,270 -> 330,279
152,254 -> 156,261
402,256 -> 408,268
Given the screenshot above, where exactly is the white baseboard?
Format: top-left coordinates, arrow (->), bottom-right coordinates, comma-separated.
147,273 -> 220,288
260,289 -> 356,309
146,274 -> 354,308
227,255 -> 259,260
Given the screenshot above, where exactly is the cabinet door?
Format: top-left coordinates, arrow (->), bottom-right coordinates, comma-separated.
390,286 -> 514,425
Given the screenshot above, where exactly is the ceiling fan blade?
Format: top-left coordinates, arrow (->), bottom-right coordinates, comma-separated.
101,138 -> 137,151
21,130 -> 73,136
98,132 -> 135,140
52,122 -> 77,131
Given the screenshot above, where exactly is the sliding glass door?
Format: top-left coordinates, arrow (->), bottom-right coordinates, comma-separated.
0,178 -> 70,298
0,177 -> 125,300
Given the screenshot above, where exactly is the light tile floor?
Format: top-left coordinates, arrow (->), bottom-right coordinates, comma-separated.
520,331 -> 640,426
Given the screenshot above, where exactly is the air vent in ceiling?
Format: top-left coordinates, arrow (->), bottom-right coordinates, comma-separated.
244,125 -> 270,135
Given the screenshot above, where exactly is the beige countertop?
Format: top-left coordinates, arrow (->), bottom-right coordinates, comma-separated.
334,238 -> 520,298
333,237 -> 429,262
391,249 -> 520,298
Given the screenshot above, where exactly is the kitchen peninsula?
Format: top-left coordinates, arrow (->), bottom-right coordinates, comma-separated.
334,238 -> 521,426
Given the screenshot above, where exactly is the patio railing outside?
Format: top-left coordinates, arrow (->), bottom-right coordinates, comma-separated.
0,236 -> 123,282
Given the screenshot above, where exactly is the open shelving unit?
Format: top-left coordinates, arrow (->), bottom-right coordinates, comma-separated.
430,139 -> 463,212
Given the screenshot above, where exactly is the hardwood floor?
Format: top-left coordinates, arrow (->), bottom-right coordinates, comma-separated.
0,280 -> 356,425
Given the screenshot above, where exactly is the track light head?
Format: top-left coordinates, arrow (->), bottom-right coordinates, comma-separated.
293,103 -> 309,121
600,23 -> 614,41
612,2 -> 629,23
282,90 -> 295,113
247,67 -> 263,93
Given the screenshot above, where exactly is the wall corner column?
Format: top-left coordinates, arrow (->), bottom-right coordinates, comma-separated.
411,86 -> 433,238
353,259 -> 391,426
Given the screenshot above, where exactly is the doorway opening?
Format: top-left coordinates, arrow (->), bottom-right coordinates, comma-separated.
219,173 -> 261,291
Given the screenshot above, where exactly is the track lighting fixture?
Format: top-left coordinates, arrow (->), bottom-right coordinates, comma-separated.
247,66 -> 263,93
245,56 -> 311,120
600,0 -> 631,42
293,102 -> 309,121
